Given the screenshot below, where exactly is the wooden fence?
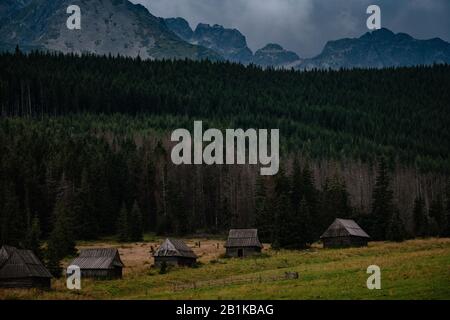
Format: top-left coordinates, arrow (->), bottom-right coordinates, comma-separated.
170,272 -> 299,292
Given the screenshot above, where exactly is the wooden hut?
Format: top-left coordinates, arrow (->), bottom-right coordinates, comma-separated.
320,218 -> 370,248
224,229 -> 263,258
69,248 -> 124,279
0,245 -> 52,289
153,238 -> 197,267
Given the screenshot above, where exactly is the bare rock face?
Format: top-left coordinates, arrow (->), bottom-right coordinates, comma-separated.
253,44 -> 300,68
0,0 -> 222,61
296,28 -> 450,70
165,18 -> 253,64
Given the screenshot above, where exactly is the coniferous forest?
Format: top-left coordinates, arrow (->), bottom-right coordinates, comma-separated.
1,50 -> 450,267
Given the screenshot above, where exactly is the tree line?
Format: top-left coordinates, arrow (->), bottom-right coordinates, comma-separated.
1,49 -> 450,172
255,157 -> 450,249
1,116 -> 449,276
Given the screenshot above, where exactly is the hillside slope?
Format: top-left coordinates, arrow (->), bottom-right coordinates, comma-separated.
0,0 -> 221,60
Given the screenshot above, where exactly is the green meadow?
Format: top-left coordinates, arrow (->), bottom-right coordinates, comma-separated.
1,238 -> 449,300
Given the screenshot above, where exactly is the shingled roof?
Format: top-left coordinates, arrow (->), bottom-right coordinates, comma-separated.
70,248 -> 124,270
224,229 -> 263,248
0,245 -> 52,279
320,219 -> 370,239
153,239 -> 197,259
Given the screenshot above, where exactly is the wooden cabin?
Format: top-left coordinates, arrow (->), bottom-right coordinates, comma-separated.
224,229 -> 263,258
69,248 -> 124,279
0,245 -> 52,289
153,238 -> 197,267
320,218 -> 370,248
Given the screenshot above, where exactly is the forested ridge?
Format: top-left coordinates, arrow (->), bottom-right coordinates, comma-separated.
1,50 -> 450,170
0,50 -> 450,274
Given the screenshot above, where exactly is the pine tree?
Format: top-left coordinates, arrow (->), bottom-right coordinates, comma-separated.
370,158 -> 395,240
445,181 -> 450,237
46,244 -> 63,278
300,164 -> 319,237
254,175 -> 272,243
117,204 -> 129,242
272,167 -> 292,249
321,175 -> 352,234
293,198 -> 313,249
386,209 -> 407,242
74,169 -> 98,240
1,182 -> 24,246
129,201 -> 143,242
291,158 -> 303,209
24,215 -> 43,260
413,197 -> 428,237
429,197 -> 445,237
46,193 -> 76,273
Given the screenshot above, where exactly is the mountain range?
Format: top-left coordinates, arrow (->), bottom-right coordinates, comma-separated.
1,0 -> 450,69
297,28 -> 450,70
0,0 -> 221,61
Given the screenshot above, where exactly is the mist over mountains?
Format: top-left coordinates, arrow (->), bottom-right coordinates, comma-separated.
1,0 -> 450,69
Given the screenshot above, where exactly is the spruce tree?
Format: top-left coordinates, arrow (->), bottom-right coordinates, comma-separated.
117,204 -> 129,242
429,197 -> 445,237
300,164 -> 319,237
273,167 -> 292,249
386,209 -> 407,242
413,197 -> 428,237
46,192 -> 77,275
445,181 -> 450,237
254,175 -> 272,243
321,175 -> 352,234
129,201 -> 143,242
293,198 -> 313,249
74,169 -> 98,240
291,158 -> 303,209
46,244 -> 63,278
1,182 -> 24,246
370,158 -> 395,240
24,215 -> 43,260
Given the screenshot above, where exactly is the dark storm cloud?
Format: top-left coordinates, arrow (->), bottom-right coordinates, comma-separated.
132,0 -> 450,57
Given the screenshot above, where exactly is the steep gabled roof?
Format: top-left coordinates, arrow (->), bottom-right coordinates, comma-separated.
320,219 -> 370,239
153,239 -> 197,259
70,248 -> 124,270
224,229 -> 263,248
0,245 -> 52,279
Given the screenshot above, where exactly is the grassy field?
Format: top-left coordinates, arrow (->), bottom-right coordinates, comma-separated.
1,238 -> 449,300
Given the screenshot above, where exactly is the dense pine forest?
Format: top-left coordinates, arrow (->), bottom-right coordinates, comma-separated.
1,50 -> 450,273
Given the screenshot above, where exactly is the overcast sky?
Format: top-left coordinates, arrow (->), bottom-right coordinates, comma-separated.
132,0 -> 450,57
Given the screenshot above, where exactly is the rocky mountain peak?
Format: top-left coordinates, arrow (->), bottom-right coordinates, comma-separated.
254,43 -> 300,67
0,0 -> 221,61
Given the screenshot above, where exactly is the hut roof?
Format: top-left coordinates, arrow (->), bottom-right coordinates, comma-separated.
153,239 -> 197,259
0,245 -> 52,279
224,229 -> 263,248
70,248 -> 124,270
320,219 -> 370,239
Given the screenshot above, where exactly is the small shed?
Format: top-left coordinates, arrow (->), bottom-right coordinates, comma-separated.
0,245 -> 52,289
69,248 -> 124,279
224,229 -> 263,258
153,238 -> 197,267
320,218 -> 370,248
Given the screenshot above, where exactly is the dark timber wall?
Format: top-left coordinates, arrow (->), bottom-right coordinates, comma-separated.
0,277 -> 51,289
154,256 -> 196,267
225,247 -> 261,258
322,236 -> 368,248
